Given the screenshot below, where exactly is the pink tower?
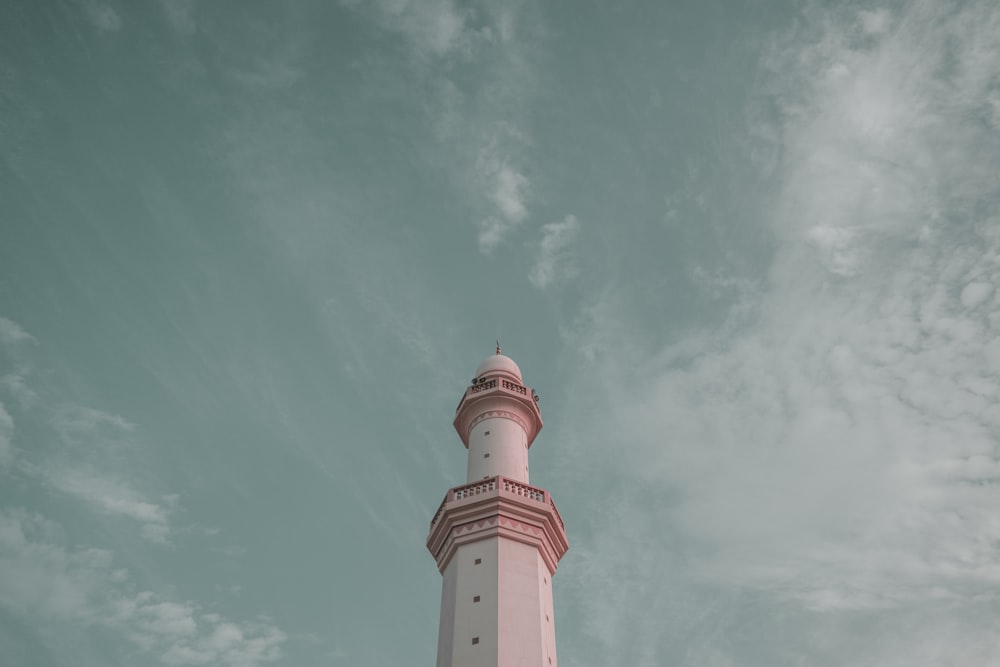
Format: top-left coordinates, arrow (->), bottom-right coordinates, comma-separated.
427,347 -> 569,667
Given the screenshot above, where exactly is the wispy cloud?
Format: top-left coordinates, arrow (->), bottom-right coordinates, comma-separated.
0,401 -> 13,466
80,0 -> 122,32
0,373 -> 40,409
0,508 -> 286,666
47,468 -> 176,544
0,326 -> 175,544
560,1 -> 1000,662
52,405 -> 135,445
341,0 -> 542,254
341,0 -> 468,58
475,129 -> 532,253
530,214 -> 580,288
0,317 -> 35,345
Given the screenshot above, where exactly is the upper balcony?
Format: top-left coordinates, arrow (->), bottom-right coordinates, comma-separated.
453,375 -> 544,447
427,474 -> 568,574
429,475 -> 565,533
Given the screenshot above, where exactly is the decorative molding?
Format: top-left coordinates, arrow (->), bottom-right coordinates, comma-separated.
427,477 -> 569,575
468,409 -> 529,435
453,381 -> 544,448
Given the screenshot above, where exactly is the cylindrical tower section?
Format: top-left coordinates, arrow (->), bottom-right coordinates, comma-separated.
454,352 -> 543,485
467,415 -> 529,483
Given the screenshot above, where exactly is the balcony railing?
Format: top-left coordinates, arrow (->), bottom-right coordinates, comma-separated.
430,475 -> 565,531
457,377 -> 535,413
469,379 -> 497,394
501,379 -> 527,396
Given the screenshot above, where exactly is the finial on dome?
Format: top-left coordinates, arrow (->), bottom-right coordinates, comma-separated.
496,339 -> 501,355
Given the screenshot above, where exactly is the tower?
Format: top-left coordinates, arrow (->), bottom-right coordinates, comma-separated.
427,348 -> 569,667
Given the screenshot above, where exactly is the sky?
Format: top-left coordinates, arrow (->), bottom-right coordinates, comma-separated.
2,0 -> 1000,665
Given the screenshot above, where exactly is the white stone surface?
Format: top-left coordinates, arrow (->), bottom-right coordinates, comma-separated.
433,353 -> 564,667
435,537 -> 558,667
467,416 -> 529,483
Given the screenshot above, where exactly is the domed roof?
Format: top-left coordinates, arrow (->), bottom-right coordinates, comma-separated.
475,353 -> 523,381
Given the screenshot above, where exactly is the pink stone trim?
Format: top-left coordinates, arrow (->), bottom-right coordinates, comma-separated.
468,409 -> 529,436
427,475 -> 569,575
453,379 -> 543,448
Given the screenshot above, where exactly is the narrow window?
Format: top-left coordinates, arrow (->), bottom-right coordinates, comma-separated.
484,453 -> 490,459
474,558 -> 482,565
472,637 -> 480,645
473,595 -> 480,603
484,431 -> 490,436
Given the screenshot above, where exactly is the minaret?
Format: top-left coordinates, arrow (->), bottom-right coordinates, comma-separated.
427,347 -> 569,667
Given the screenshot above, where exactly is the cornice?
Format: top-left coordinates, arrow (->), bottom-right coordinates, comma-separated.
468,409 -> 529,434
427,477 -> 569,575
453,378 -> 544,448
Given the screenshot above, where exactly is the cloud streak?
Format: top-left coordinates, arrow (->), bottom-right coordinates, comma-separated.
47,468 -> 176,544
0,317 -> 35,345
560,2 -> 1000,663
475,124 -> 532,254
0,508 -> 286,666
530,214 -> 580,288
0,401 -> 12,466
341,0 -> 542,255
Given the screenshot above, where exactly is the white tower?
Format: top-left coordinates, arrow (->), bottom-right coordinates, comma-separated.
428,348 -> 569,667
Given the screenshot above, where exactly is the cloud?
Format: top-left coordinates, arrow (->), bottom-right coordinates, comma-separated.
340,1 -> 540,254
52,405 -> 135,445
560,1 -> 1000,662
0,508 -> 286,666
0,373 -> 40,409
81,0 -> 122,32
158,0 -> 196,36
475,134 -> 531,253
47,468 -> 175,544
857,8 -> 891,36
530,215 -> 580,288
0,317 -> 35,345
0,401 -> 12,466
340,0 -> 467,58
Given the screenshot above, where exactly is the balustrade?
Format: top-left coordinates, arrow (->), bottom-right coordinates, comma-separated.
431,475 -> 564,530
501,379 -> 528,395
469,379 -> 497,394
502,478 -> 545,501
452,478 -> 497,500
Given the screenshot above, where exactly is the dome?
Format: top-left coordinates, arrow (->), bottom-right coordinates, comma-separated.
474,353 -> 523,382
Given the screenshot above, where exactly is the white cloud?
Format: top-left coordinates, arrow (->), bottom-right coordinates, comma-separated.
341,0 -> 467,57
960,281 -> 993,308
0,373 -> 40,409
82,0 -> 122,32
530,214 -> 580,288
476,216 -> 508,255
0,401 -> 12,466
47,468 -> 174,544
159,0 -> 196,36
340,1 -> 539,254
475,135 -> 531,253
52,405 -> 135,445
0,508 -> 286,666
490,164 -> 530,222
858,8 -> 891,36
0,317 -> 35,345
561,1 -> 1000,662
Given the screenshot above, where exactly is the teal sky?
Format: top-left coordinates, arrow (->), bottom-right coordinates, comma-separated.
3,1 -> 1000,665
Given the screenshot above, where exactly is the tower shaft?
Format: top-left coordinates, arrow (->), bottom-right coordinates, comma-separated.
428,352 -> 568,667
